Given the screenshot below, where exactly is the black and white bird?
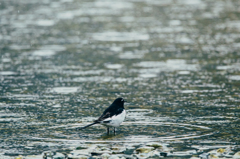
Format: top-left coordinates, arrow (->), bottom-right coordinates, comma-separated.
78,98 -> 126,134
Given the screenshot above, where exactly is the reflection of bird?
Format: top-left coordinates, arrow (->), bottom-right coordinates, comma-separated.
78,98 -> 126,135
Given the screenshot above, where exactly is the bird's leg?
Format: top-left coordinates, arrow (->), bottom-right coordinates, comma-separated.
107,127 -> 109,135
114,127 -> 116,135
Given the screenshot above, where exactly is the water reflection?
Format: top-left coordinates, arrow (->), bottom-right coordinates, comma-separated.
92,32 -> 150,41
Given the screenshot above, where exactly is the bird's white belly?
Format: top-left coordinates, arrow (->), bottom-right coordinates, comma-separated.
101,110 -> 126,127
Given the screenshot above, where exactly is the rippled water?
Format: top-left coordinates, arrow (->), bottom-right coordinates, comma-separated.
0,0 -> 240,157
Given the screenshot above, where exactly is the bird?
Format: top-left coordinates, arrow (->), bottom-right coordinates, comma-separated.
77,97 -> 126,135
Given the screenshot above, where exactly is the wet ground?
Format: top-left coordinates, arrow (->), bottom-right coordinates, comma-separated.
0,0 -> 240,158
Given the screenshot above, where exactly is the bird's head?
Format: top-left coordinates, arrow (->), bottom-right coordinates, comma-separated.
113,97 -> 126,108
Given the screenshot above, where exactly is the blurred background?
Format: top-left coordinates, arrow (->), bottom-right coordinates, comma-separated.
0,0 -> 240,158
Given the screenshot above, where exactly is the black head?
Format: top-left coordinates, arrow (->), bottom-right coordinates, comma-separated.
112,97 -> 126,108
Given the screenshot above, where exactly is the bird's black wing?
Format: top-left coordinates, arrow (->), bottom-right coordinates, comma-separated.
95,107 -> 124,122
95,112 -> 111,122
113,107 -> 124,116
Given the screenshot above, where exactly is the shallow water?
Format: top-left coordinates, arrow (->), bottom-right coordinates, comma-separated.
0,0 -> 240,157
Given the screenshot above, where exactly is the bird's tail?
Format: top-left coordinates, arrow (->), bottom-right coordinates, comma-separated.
77,122 -> 97,130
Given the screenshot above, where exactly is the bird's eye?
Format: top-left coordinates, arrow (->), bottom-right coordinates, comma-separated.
121,99 -> 124,102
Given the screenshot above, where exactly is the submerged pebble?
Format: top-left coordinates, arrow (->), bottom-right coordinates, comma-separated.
52,152 -> 65,159
135,146 -> 154,153
233,152 -> 240,158
0,145 -> 238,159
146,142 -> 163,148
67,154 -> 89,159
25,155 -> 43,159
108,154 -> 120,159
101,153 -> 111,159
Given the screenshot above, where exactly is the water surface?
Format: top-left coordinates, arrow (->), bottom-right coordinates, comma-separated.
0,0 -> 240,157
